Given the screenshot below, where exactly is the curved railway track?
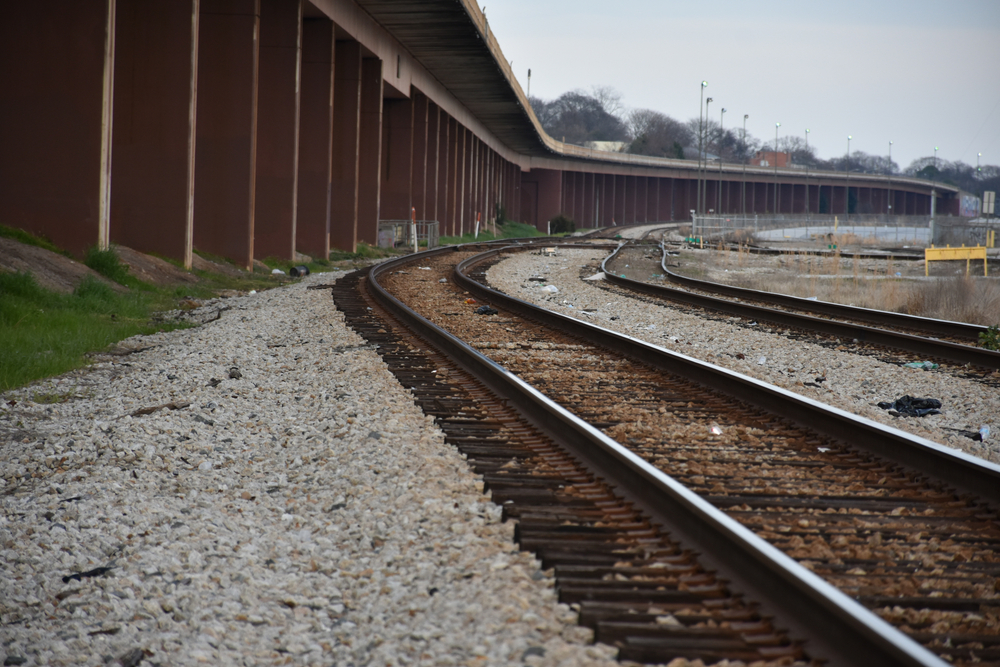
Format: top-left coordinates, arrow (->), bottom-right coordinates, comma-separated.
327,244 -> 1000,667
598,243 -> 1000,374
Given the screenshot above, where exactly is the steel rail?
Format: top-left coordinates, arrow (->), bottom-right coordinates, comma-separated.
366,246 -> 957,667
651,243 -> 990,341
594,244 -> 1000,370
458,245 -> 1000,502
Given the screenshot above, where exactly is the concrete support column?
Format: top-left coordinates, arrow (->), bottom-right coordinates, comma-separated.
450,122 -> 464,235
435,110 -> 450,232
380,98 -> 413,221
582,173 -> 594,228
529,169 -> 563,232
295,17 -> 334,259
569,172 -> 578,221
254,0 -> 302,261
1,0 -> 117,257
652,177 -> 661,222
624,176 -> 637,223
411,94 -> 429,221
637,177 -> 648,222
512,164 -> 523,223
356,57 -> 383,245
466,135 -> 475,229
601,175 -> 614,225
480,141 -> 487,225
330,40 -> 361,252
193,0 -> 260,269
110,0 -> 199,267
614,175 -> 626,224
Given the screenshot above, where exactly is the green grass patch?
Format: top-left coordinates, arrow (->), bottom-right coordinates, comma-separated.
84,245 -> 137,287
328,242 -> 401,262
439,221 -> 546,246
0,224 -> 72,257
0,271 -> 191,391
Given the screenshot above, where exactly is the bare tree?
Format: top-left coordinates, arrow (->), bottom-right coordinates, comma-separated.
591,85 -> 625,118
626,109 -> 692,159
529,90 -> 629,145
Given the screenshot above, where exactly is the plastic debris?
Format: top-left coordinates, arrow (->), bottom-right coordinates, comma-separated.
475,305 -> 498,316
757,356 -> 767,365
710,425 -> 723,435
418,267 -> 432,270
438,278 -> 448,283
271,268 -> 286,275
806,296 -> 818,301
980,425 -> 991,442
903,361 -> 939,370
248,290 -> 257,295
817,447 -> 831,453
465,298 -> 477,304
541,285 -> 558,293
584,273 -> 605,281
877,395 -> 942,417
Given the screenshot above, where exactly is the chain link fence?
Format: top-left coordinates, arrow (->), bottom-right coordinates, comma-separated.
377,220 -> 440,249
689,214 -> 989,246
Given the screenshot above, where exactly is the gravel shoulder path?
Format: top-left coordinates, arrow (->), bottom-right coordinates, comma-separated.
485,248 -> 1000,464
1,271 -> 618,667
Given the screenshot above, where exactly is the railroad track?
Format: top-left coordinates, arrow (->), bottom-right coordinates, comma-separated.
328,244 -> 1000,666
653,242 -> 989,344
599,243 -> 1000,374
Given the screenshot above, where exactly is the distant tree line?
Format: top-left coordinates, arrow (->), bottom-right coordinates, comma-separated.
529,87 -> 999,198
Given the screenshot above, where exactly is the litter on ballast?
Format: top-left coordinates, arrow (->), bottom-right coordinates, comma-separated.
541,285 -> 558,293
903,361 -> 939,370
584,273 -> 605,281
475,305 -> 498,316
271,268 -> 286,275
877,395 -> 942,417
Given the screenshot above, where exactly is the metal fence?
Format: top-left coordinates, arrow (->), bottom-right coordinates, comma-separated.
689,214 -> 983,246
377,220 -> 440,249
933,218 -> 999,247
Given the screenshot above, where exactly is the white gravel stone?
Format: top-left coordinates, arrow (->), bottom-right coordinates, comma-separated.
0,272 -> 619,667
486,247 -> 1000,464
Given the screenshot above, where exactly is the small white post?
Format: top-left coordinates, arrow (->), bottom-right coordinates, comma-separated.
411,207 -> 418,253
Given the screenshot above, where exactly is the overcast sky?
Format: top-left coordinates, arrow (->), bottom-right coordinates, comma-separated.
484,0 -> 1000,170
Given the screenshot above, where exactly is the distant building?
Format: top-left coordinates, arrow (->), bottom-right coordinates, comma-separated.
583,141 -> 628,152
752,150 -> 790,168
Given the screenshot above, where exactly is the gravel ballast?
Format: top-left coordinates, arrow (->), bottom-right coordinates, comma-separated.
485,247 -> 1000,464
0,272 -> 618,667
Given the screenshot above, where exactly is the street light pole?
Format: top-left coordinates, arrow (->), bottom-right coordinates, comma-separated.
742,114 -> 748,217
718,108 -> 726,214
704,97 -> 713,214
887,141 -> 893,218
697,82 -> 707,216
846,135 -> 852,223
773,123 -> 780,215
804,129 -> 810,215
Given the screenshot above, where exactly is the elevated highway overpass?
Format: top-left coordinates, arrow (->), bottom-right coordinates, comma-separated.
0,0 -> 960,269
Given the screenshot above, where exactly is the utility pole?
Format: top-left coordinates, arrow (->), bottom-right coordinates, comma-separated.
773,123 -> 780,214
697,82 -> 707,217
717,108 -> 726,215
